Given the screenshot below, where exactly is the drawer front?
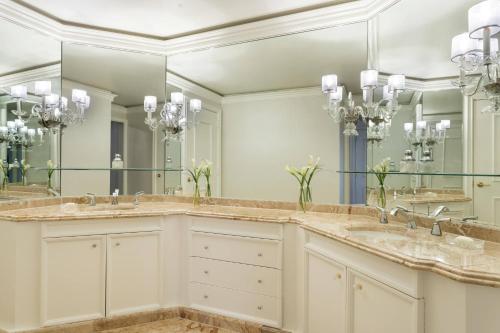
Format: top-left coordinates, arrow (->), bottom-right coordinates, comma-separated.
191,231 -> 282,268
190,216 -> 283,240
190,282 -> 280,326
190,257 -> 280,297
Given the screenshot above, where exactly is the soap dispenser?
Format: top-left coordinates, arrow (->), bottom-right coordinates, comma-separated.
112,154 -> 123,169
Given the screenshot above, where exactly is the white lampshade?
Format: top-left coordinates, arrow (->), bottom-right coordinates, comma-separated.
468,0 -> 500,39
360,69 -> 378,89
14,118 -> 24,128
383,85 -> 394,100
7,121 -> 15,130
451,33 -> 482,62
441,119 -> 451,129
60,96 -> 68,110
11,85 -> 27,99
37,128 -> 44,136
322,74 -> 338,93
404,122 -> 414,132
35,81 -> 51,96
388,74 -> 405,90
54,108 -> 61,118
72,89 -> 87,103
416,120 -> 427,130
171,92 -> 184,105
436,123 -> 443,131
329,86 -> 343,101
84,95 -> 91,109
189,99 -> 202,112
45,94 -> 59,106
144,96 -> 157,112
19,126 -> 28,134
27,128 -> 35,137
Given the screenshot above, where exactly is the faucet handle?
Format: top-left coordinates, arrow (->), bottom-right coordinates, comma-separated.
431,217 -> 451,236
134,191 -> 145,205
375,206 -> 388,224
462,216 -> 478,223
85,192 -> 96,206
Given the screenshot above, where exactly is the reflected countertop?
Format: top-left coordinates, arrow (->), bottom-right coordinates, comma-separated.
0,196 -> 500,287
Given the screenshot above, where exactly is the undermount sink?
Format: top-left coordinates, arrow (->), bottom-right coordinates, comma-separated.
348,230 -> 410,242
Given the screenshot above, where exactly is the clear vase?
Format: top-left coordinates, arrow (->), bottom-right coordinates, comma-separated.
298,185 -> 313,213
2,176 -> 7,191
377,184 -> 386,209
22,175 -> 28,186
193,183 -> 201,206
205,180 -> 212,198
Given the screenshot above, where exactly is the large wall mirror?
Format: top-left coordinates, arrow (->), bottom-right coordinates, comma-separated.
0,18 -> 61,199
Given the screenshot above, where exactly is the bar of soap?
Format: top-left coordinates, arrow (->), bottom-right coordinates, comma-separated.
455,235 -> 475,249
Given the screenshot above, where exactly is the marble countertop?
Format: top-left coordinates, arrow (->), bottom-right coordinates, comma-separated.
1,197 -> 500,287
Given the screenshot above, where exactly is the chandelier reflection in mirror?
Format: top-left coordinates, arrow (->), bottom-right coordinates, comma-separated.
144,92 -> 202,142
321,70 -> 405,136
6,81 -> 91,130
450,0 -> 500,113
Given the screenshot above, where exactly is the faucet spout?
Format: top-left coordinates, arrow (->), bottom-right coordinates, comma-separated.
390,205 -> 417,229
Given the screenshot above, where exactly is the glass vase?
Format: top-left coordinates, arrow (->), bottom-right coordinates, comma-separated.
22,174 -> 28,186
377,184 -> 386,209
298,185 -> 312,213
193,182 -> 201,206
2,176 -> 7,191
205,179 -> 212,198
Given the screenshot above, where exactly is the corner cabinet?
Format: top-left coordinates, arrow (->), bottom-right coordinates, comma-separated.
40,218 -> 163,326
305,232 -> 424,333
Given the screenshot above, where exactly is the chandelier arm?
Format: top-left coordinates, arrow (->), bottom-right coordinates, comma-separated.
462,75 -> 484,97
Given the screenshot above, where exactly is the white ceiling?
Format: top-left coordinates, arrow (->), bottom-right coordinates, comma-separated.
0,18 -> 60,75
62,44 -> 165,106
168,22 -> 368,95
378,0 -> 479,79
19,0 -> 348,37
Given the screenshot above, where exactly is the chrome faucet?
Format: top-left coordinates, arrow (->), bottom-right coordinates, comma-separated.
462,216 -> 479,223
134,191 -> 144,206
111,189 -> 119,205
375,206 -> 388,224
48,188 -> 60,197
431,217 -> 452,236
431,205 -> 450,217
85,193 -> 96,206
390,205 -> 417,229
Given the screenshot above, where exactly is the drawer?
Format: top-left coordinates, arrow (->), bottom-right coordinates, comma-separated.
189,282 -> 280,327
190,257 -> 281,297
190,216 -> 283,240
190,231 -> 282,269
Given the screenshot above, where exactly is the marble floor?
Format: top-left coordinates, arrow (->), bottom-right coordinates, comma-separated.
101,318 -> 237,333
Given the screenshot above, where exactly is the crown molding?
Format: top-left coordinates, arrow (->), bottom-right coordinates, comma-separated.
222,86 -> 322,104
62,79 -> 117,102
0,0 -> 399,55
0,63 -> 60,87
167,72 -> 223,106
379,74 -> 457,92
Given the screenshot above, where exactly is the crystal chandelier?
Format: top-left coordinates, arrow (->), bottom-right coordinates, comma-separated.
321,70 -> 405,136
144,92 -> 202,142
450,0 -> 500,113
0,118 -> 43,149
6,81 -> 91,129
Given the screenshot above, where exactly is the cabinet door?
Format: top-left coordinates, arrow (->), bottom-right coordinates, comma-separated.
106,231 -> 162,316
42,235 -> 106,326
349,270 -> 422,333
306,249 -> 346,333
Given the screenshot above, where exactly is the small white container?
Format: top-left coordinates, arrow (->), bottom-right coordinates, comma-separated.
111,154 -> 124,169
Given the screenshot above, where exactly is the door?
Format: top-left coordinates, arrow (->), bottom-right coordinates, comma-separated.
472,97 -> 500,225
42,235 -> 106,325
106,231 -> 162,316
306,249 -> 347,333
349,270 -> 422,333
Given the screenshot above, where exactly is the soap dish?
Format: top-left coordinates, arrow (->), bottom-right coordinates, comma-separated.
440,235 -> 485,253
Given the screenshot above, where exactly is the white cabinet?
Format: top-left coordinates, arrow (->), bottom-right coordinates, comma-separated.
349,270 -> 421,333
305,249 -> 346,333
106,231 -> 162,316
42,235 -> 106,326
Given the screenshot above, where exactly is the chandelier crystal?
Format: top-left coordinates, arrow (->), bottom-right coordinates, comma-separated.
322,70 -> 405,136
144,92 -> 202,142
451,0 -> 500,112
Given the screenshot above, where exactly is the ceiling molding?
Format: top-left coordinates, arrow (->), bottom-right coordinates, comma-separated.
379,74 -> 457,92
221,86 -> 322,104
167,72 -> 223,106
62,78 -> 117,102
0,0 -> 400,55
0,63 -> 60,87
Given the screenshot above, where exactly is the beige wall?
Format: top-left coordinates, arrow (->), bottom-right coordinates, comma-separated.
221,89 -> 340,204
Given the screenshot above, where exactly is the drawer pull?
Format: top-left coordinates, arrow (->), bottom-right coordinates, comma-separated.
204,270 -> 209,274
257,253 -> 263,257
92,244 -> 97,248
258,279 -> 262,284
336,273 -> 342,279
354,283 -> 363,291
203,295 -> 208,299
204,246 -> 209,250
257,306 -> 263,310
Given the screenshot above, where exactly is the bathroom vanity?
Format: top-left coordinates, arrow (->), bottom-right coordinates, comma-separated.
1,198 -> 500,333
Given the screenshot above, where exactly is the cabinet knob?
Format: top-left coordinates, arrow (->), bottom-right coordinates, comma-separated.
336,273 -> 342,279
354,283 -> 363,290
203,295 -> 208,299
92,244 -> 97,248
204,270 -> 209,274
257,306 -> 263,310
258,279 -> 262,284
204,246 -> 209,250
116,242 -> 120,246
257,253 -> 263,257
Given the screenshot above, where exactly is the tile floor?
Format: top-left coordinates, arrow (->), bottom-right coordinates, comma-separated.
101,318 -> 237,333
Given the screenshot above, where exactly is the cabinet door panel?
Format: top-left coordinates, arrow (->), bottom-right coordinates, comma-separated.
350,270 -> 422,333
306,250 -> 346,333
106,231 -> 162,316
42,235 -> 106,325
